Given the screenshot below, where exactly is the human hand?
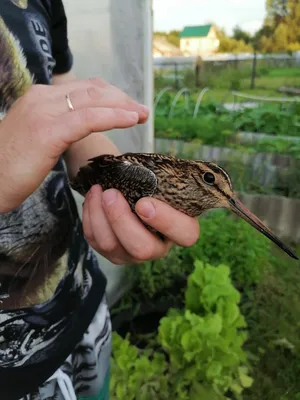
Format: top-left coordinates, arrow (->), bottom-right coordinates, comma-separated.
82,185 -> 200,264
0,78 -> 148,213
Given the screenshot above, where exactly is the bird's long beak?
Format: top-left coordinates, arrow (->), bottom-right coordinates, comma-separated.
229,197 -> 298,260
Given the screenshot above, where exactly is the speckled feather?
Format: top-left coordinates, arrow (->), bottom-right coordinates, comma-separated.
70,152 -> 232,218
70,153 -> 298,259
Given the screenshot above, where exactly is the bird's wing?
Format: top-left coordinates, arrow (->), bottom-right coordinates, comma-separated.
70,154 -> 158,207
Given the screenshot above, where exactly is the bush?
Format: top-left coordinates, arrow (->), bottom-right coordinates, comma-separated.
232,103 -> 300,137
111,261 -> 252,400
112,210 -> 271,323
182,210 -> 271,288
155,115 -> 235,145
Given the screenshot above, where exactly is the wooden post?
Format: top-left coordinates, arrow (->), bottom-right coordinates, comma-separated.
174,63 -> 179,89
195,56 -> 203,88
250,51 -> 257,89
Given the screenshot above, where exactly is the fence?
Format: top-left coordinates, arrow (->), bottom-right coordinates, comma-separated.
154,52 -> 300,91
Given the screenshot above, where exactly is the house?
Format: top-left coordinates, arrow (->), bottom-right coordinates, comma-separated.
153,36 -> 183,58
179,24 -> 219,56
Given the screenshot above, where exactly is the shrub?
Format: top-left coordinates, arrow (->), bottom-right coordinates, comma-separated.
182,210 -> 271,288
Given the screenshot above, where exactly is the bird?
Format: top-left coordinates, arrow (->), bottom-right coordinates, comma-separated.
70,152 -> 298,260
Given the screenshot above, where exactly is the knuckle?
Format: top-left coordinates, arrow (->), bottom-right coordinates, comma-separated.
131,243 -> 154,262
86,86 -> 102,101
100,238 -> 119,255
110,257 -> 126,265
78,107 -> 95,127
88,77 -> 108,88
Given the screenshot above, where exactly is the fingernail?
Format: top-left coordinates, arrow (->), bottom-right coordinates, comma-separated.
139,104 -> 149,116
102,189 -> 117,207
128,111 -> 139,122
91,184 -> 102,195
138,201 -> 155,218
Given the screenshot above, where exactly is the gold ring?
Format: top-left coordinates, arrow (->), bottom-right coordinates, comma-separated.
66,93 -> 74,111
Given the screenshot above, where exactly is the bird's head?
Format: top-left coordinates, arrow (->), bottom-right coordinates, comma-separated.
193,160 -> 298,260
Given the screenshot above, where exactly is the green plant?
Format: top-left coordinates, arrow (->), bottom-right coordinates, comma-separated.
181,210 -> 271,289
111,261 -> 253,400
110,333 -> 169,400
233,103 -> 300,137
159,260 -> 253,398
112,210 -> 272,319
155,114 -> 235,145
242,244 -> 300,400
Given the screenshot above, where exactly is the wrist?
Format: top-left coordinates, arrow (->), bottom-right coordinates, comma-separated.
64,132 -> 120,179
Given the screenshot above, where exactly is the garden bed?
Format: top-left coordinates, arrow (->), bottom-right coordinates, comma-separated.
237,130 -> 300,144
110,209 -> 300,400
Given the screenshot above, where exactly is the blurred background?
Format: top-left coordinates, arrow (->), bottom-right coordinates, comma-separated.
65,1 -> 300,399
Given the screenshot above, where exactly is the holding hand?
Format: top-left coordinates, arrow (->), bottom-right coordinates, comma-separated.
82,185 -> 200,264
0,77 -> 147,213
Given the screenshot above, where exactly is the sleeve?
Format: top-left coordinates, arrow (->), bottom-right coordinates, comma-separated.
50,0 -> 74,74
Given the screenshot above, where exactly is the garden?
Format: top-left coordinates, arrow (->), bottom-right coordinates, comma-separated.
110,66 -> 300,400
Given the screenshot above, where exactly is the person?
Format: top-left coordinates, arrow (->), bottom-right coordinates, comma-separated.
0,0 -> 200,399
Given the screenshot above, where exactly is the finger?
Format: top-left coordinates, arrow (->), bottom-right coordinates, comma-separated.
102,189 -> 173,261
135,198 -> 200,247
23,79 -> 149,123
82,189 -> 96,246
54,86 -> 149,123
50,108 -> 139,155
85,185 -> 131,264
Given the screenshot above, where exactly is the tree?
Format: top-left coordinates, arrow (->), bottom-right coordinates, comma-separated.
265,0 -> 289,26
153,30 -> 180,48
215,26 -> 254,53
167,30 -> 180,47
232,25 -> 252,44
257,0 -> 300,52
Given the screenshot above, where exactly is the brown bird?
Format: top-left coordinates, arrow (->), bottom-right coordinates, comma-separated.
70,152 -> 298,260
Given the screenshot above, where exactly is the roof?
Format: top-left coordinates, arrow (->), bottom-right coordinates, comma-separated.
180,24 -> 212,38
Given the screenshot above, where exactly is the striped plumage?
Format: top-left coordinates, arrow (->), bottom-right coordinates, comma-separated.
71,152 -> 298,259
70,153 -> 235,218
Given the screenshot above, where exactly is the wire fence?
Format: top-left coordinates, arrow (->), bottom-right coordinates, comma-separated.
154,52 -> 300,91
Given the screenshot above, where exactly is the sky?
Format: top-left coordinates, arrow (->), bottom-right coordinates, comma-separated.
152,0 -> 266,35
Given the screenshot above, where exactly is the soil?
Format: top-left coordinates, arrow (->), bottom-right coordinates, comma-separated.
112,300 -> 183,349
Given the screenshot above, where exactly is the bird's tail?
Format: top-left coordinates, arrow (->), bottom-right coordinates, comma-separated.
0,16 -> 32,118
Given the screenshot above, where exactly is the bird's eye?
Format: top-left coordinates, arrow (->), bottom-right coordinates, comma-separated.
203,172 -> 215,185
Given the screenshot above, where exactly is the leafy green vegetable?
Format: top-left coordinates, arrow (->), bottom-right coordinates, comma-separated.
110,333 -> 169,400
111,261 -> 253,399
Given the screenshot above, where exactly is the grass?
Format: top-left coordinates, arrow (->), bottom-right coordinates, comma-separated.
243,245 -> 300,400
267,68 -> 300,78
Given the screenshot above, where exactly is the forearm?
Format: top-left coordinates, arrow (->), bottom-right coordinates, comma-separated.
52,72 -> 120,179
